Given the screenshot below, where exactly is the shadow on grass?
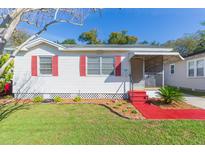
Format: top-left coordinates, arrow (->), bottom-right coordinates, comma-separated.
0,96 -> 30,122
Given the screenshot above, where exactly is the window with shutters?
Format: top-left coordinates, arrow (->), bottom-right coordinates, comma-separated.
87,56 -> 115,75
39,56 -> 52,75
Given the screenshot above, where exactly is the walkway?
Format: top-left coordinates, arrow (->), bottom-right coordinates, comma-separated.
184,94 -> 205,109
132,102 -> 205,120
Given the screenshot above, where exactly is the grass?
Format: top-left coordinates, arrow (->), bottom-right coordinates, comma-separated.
0,104 -> 205,144
179,88 -> 205,98
168,86 -> 205,98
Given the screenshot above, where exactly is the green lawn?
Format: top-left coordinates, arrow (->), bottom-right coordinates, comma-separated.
179,88 -> 205,98
0,104 -> 205,144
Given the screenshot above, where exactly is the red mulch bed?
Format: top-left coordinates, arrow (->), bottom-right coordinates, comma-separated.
147,98 -> 198,109
132,101 -> 205,120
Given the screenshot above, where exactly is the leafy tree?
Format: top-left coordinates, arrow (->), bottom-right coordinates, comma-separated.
163,35 -> 198,56
163,21 -> 205,56
108,30 -> 137,44
150,41 -> 161,46
139,40 -> 161,46
78,29 -> 101,44
194,30 -> 205,52
140,40 -> 149,44
61,39 -> 76,45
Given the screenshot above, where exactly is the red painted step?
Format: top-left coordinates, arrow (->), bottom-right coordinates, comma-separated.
128,91 -> 146,95
128,90 -> 149,103
130,97 -> 147,102
128,93 -> 147,97
130,96 -> 148,99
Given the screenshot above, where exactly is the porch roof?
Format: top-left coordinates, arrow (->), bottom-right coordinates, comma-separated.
128,51 -> 184,63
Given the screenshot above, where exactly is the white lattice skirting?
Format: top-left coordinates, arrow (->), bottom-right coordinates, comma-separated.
14,93 -> 128,99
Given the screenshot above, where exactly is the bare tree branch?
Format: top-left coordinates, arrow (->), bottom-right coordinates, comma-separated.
0,8 -> 98,75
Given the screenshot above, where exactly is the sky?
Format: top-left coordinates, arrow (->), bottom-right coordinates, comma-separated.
19,8 -> 205,44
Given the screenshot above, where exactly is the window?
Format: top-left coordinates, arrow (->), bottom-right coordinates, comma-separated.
87,57 -> 100,75
170,64 -> 175,74
102,57 -> 114,75
196,59 -> 204,77
87,56 -> 115,75
188,61 -> 195,77
39,56 -> 52,75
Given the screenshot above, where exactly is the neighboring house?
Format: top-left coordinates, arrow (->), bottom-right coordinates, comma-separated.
164,51 -> 205,91
13,37 -> 183,99
3,47 -> 15,54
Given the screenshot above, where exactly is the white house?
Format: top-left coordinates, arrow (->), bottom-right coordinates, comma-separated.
164,51 -> 205,91
13,37 -> 183,99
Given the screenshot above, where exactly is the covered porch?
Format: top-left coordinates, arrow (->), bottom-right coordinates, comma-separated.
128,51 -> 184,90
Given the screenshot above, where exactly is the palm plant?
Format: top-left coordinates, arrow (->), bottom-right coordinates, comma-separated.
158,86 -> 185,104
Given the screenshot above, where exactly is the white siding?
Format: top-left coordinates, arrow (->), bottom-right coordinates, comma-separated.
13,43 -> 130,97
164,54 -> 205,91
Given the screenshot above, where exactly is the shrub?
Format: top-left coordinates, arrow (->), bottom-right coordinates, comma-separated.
121,101 -> 127,104
122,109 -> 128,112
73,96 -> 81,102
0,81 -> 5,92
3,95 -> 13,99
113,106 -> 119,109
115,102 -> 122,106
131,110 -> 138,114
127,106 -> 132,109
158,86 -> 185,104
33,96 -> 44,103
53,96 -> 63,103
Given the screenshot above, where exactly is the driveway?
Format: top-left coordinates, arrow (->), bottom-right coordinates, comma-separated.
184,94 -> 205,109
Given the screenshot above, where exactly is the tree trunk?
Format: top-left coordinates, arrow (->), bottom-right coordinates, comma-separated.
0,8 -> 26,54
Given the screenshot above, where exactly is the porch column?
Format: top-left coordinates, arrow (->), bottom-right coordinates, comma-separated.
162,62 -> 165,87
143,57 -> 145,79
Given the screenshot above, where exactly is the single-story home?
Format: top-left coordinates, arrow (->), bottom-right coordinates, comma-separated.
13,37 -> 183,99
164,51 -> 205,91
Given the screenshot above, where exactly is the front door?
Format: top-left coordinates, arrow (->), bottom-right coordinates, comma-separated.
130,58 -> 144,89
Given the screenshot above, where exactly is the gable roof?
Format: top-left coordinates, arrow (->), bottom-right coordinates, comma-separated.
21,37 -> 66,51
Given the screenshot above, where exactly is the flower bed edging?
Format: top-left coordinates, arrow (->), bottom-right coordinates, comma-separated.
58,102 -> 144,120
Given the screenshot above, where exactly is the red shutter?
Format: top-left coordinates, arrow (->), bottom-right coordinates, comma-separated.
52,56 -> 58,76
115,56 -> 121,76
31,56 -> 37,76
80,55 -> 86,76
